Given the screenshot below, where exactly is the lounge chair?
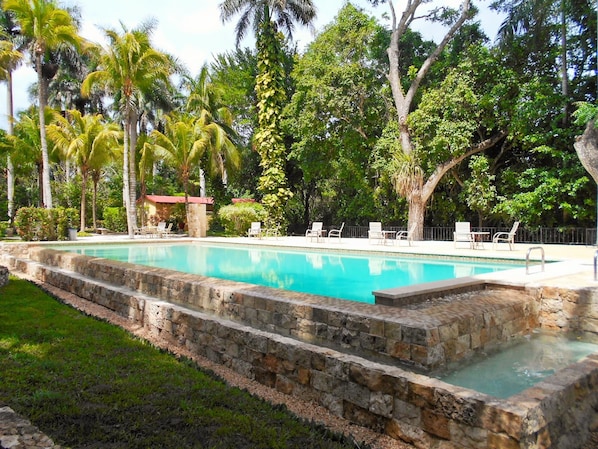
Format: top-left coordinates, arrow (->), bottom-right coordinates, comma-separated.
368,222 -> 384,244
454,222 -> 473,248
154,221 -> 167,238
247,221 -> 262,238
493,221 -> 520,250
306,221 -> 324,242
327,222 -> 345,242
158,222 -> 173,238
396,223 -> 416,246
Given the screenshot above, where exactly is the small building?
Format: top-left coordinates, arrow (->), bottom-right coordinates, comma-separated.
139,195 -> 214,228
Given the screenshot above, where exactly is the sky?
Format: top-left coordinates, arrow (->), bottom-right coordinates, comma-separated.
0,0 -> 503,129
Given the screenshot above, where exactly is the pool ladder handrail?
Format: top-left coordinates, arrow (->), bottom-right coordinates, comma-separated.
594,250 -> 598,281
526,246 -> 545,274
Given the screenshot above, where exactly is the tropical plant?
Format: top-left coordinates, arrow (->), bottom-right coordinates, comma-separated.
149,112 -> 239,224
81,20 -> 175,237
182,64 -> 239,195
4,0 -> 81,209
47,109 -> 121,230
220,0 -> 316,230
218,201 -> 267,235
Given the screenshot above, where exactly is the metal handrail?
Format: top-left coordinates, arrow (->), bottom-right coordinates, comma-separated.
526,246 -> 545,274
594,250 -> 598,281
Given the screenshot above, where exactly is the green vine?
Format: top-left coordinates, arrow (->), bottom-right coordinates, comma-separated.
254,19 -> 292,230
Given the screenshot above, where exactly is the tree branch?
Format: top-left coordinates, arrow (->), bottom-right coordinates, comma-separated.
405,0 -> 471,108
421,130 -> 507,201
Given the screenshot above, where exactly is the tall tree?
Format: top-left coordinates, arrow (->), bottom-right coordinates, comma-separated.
368,0 -> 506,239
219,0 -> 316,230
494,0 -> 596,123
47,110 -> 121,230
4,0 -> 81,209
182,64 -> 239,194
0,11 -> 23,222
285,4 -> 392,225
81,21 -> 175,238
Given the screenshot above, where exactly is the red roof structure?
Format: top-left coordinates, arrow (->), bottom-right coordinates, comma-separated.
142,195 -> 214,205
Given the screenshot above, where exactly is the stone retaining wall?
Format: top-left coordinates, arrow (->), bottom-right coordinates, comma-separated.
539,285 -> 598,342
6,246 -> 543,372
2,243 -> 598,448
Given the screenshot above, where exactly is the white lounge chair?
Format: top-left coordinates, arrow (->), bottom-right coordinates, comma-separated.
158,222 -> 173,238
454,222 -> 473,248
368,222 -> 384,244
247,221 -> 262,238
493,221 -> 520,250
306,222 -> 324,242
327,222 -> 344,242
396,223 -> 416,246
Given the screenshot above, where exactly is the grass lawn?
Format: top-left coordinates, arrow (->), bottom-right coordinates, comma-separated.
0,277 -> 364,449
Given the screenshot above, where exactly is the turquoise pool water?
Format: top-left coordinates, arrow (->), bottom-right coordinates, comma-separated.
438,332 -> 598,398
57,243 -> 523,303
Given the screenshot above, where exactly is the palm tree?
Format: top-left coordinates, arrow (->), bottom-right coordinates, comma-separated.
4,0 -> 81,209
182,64 -> 239,194
46,109 -> 121,231
81,20 -> 175,238
219,0 -> 316,229
150,112 -> 240,224
0,31 -> 22,223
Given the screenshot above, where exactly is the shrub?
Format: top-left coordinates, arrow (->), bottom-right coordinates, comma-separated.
53,207 -> 80,240
14,207 -> 79,241
0,221 -> 8,238
103,207 -> 127,232
218,202 -> 267,236
14,207 -> 45,241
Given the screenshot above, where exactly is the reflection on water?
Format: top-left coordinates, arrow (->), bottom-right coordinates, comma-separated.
438,332 -> 598,398
59,243 -> 522,304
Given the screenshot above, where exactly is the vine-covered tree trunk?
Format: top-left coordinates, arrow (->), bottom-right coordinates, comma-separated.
254,18 -> 291,230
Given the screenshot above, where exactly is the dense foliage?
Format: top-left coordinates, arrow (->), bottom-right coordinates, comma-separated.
0,0 -> 596,235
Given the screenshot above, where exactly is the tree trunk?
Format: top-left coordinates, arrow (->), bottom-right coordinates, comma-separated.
574,120 -> 598,183
92,176 -> 98,230
80,170 -> 88,231
560,0 -> 570,124
123,108 -> 133,238
407,194 -> 426,241
128,113 -> 139,236
37,53 -> 52,209
6,70 -> 14,223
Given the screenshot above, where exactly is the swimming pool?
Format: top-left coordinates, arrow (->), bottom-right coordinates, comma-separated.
57,242 -> 524,303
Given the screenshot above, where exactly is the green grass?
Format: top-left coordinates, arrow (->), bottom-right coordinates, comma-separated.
0,277 -> 365,449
